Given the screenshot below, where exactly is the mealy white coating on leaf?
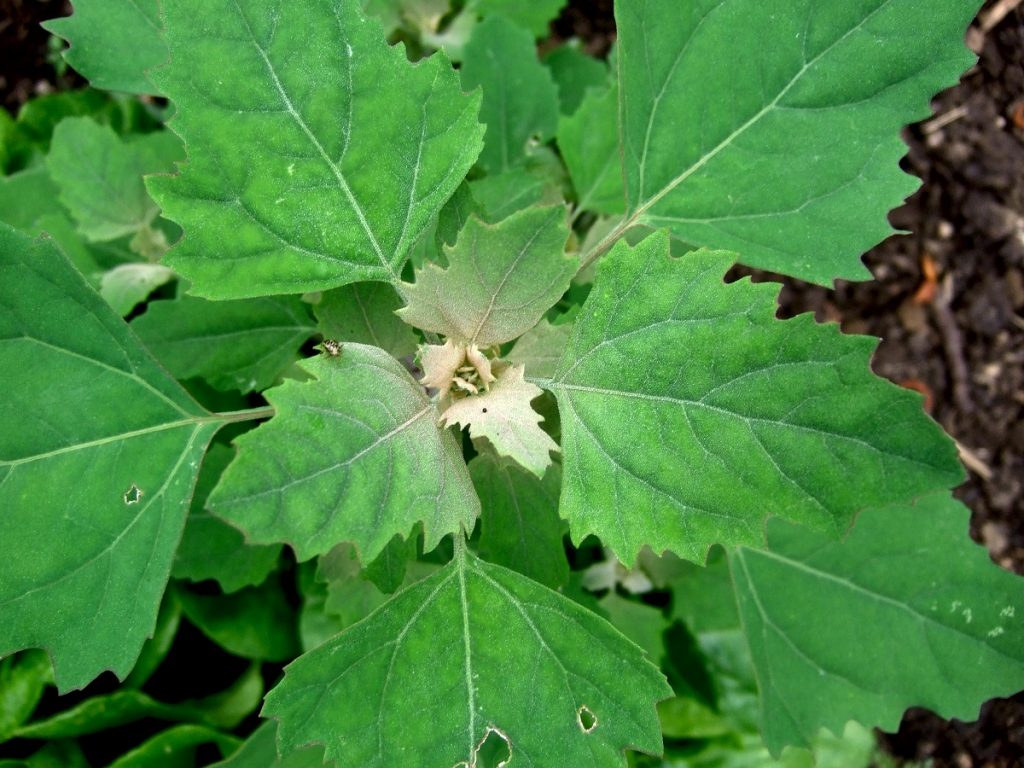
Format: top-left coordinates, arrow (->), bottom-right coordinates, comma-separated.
442,364 -> 558,478
398,205 -> 574,346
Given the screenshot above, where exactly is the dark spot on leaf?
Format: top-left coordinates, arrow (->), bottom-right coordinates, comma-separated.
482,407 -> 488,413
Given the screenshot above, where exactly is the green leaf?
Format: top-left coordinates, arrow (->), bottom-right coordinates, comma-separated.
544,44 -> 609,115
123,592 -> 183,689
548,232 -> 963,564
470,452 -> 567,588
314,282 -> 418,360
0,166 -> 64,233
508,317 -> 574,379
5,89 -> 115,172
0,166 -> 120,279
0,224 -> 229,691
460,15 -> 560,173
0,652 -> 52,744
471,0 -> 567,38
265,550 -> 671,767
12,740 -> 89,768
149,0 -> 484,298
599,594 -> 667,664
132,295 -> 316,393
42,1 -> 168,95
173,444 -> 282,593
208,345 -> 479,561
211,722 -> 325,768
177,580 -> 299,661
671,549 -> 740,635
468,163 -> 566,223
731,493 -> 1024,753
106,724 -> 240,768
363,534 -> 418,594
99,263 -> 176,316
318,544 -> 391,625
558,83 -> 625,216
615,0 -> 980,284
15,664 -> 262,738
46,119 -> 183,242
399,205 -> 573,345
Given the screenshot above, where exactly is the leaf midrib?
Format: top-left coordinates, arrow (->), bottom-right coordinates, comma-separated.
551,381 -> 948,473
231,0 -> 397,282
628,0 -> 896,222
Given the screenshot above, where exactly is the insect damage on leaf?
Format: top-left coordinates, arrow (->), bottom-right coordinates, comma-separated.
452,725 -> 513,768
577,705 -> 598,734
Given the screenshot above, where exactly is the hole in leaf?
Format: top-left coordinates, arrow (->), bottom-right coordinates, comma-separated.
464,725 -> 511,768
577,705 -> 597,733
123,484 -> 143,505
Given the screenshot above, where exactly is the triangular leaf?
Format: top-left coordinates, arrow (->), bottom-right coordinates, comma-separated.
615,0 -> 980,284
208,344 -> 479,562
0,224 -> 228,691
548,231 -> 963,564
43,0 -> 168,95
132,295 -> 316,394
731,493 -> 1024,753
460,14 -> 560,173
399,205 -> 573,346
149,0 -> 484,298
265,551 -> 671,767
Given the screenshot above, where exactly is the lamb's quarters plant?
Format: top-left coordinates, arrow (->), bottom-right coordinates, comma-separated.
1,0 -> 1018,766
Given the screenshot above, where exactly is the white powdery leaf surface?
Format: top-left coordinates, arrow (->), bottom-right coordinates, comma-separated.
442,364 -> 558,478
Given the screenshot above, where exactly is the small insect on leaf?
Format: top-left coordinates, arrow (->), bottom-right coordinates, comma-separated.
322,339 -> 344,357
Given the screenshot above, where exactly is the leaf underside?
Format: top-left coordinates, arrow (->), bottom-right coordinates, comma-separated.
265,553 -> 670,768
0,224 -> 222,691
550,232 -> 963,564
616,0 -> 980,284
208,344 -> 479,562
732,493 -> 1024,753
149,0 -> 484,298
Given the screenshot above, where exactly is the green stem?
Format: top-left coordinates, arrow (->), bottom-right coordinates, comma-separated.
453,529 -> 469,565
215,405 -> 275,424
576,217 -> 634,276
